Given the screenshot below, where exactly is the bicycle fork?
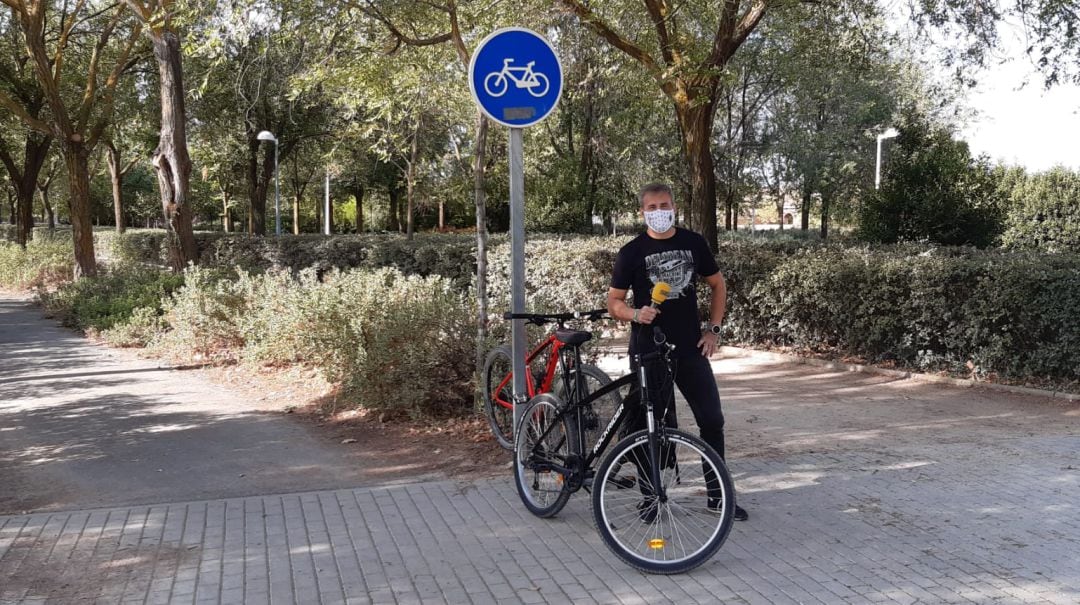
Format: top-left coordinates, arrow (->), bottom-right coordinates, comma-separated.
638,362 -> 667,503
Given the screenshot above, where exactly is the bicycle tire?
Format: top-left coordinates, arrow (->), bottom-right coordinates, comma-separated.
484,72 -> 508,97
514,394 -> 576,518
592,429 -> 734,574
555,364 -> 620,450
482,345 -> 517,450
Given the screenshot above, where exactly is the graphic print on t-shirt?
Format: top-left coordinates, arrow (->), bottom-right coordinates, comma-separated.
645,249 -> 694,299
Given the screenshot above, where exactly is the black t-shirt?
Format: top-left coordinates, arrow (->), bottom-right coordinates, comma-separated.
610,228 -> 720,358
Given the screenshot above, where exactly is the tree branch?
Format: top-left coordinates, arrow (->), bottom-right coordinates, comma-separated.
346,0 -> 452,51
558,0 -> 666,86
643,0 -> 676,66
86,18 -> 141,148
0,89 -> 52,134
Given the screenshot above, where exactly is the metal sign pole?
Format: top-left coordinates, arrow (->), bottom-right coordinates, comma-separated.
509,127 -> 527,438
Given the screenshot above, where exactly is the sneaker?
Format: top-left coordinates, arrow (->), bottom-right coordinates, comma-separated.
637,498 -> 658,524
707,498 -> 749,522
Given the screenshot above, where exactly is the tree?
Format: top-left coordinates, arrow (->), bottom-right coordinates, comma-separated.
858,115 -> 1004,247
0,7 -> 51,247
1,0 -> 141,276
558,0 -> 778,250
762,4 -> 898,237
121,0 -> 199,267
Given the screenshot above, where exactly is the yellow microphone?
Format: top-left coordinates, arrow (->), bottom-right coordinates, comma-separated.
650,282 -> 671,307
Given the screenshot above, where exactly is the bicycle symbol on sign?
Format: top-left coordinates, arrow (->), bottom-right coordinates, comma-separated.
483,58 -> 551,98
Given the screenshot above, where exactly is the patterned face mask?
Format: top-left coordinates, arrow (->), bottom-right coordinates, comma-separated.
644,209 -> 675,233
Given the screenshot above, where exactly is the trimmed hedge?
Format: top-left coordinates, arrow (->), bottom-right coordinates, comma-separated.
12,228 -> 1080,394
719,244 -> 1080,382
1001,167 -> 1080,253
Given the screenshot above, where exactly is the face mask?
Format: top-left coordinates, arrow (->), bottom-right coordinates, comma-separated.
644,209 -> 675,233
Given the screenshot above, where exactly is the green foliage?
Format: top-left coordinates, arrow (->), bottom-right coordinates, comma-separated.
0,237 -> 73,290
0,224 -> 16,243
723,244 -> 1080,381
38,267 -> 184,333
156,265 -> 476,418
1000,166 -> 1080,252
858,119 -> 1005,247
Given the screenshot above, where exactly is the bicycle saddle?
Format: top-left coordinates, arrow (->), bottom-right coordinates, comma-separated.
555,329 -> 592,346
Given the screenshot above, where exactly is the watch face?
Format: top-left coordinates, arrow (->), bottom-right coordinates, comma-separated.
710,324 -> 722,335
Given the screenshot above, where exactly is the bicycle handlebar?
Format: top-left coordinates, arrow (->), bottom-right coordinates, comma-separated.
502,309 -> 609,325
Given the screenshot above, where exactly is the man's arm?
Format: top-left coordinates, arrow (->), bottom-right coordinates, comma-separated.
696,271 -> 727,356
607,287 -> 658,324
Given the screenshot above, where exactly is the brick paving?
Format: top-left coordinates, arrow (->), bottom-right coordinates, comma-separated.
3,429 -> 1079,604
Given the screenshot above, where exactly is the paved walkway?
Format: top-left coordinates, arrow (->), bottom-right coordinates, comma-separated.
0,297 -> 422,515
3,297 -> 1080,603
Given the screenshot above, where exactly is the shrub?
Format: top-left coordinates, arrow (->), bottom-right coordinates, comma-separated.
38,266 -> 184,332
154,265 -> 476,417
0,237 -> 73,290
1000,167 -> 1080,252
858,120 -> 1005,247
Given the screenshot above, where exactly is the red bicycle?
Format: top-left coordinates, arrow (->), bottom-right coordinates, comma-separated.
483,309 -> 619,450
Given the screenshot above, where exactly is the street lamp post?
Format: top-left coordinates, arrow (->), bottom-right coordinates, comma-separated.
875,127 -> 899,190
257,130 -> 281,235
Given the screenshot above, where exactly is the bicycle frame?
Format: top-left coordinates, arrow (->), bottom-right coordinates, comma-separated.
489,333 -> 568,411
524,344 -> 670,499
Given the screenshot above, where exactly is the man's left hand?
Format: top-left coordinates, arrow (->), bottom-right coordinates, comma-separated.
697,331 -> 720,357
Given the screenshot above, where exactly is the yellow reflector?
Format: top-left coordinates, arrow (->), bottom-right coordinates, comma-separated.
649,539 -> 665,550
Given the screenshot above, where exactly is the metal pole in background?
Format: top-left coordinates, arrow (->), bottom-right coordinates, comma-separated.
273,141 -> 281,235
324,169 -> 331,235
875,136 -> 884,190
509,127 -> 527,439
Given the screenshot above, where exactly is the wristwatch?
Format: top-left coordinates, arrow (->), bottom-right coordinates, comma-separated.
707,323 -> 722,336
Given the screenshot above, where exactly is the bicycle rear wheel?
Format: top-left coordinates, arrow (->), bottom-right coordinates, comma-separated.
592,429 -> 734,574
556,364 -> 620,450
514,394 -> 576,518
482,345 -> 516,449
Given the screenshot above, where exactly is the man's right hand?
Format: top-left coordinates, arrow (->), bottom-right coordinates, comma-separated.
635,306 -> 659,324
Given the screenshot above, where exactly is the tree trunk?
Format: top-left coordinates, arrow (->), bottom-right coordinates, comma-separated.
676,103 -> 719,251
105,142 -> 126,233
150,30 -> 198,269
820,193 -> 829,239
61,142 -> 97,277
388,186 -> 401,232
222,189 -> 232,232
438,201 -> 445,230
801,184 -> 812,231
406,119 -> 420,241
473,112 -> 490,385
40,187 -> 53,229
353,183 -> 364,232
0,135 -> 51,247
247,137 -> 269,235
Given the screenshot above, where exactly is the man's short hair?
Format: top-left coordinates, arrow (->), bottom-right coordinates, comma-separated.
638,183 -> 674,206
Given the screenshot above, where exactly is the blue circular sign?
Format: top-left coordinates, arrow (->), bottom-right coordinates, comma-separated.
469,28 -> 563,128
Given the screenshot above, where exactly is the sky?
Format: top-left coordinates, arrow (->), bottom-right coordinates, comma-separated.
890,7 -> 1080,173
960,30 -> 1080,172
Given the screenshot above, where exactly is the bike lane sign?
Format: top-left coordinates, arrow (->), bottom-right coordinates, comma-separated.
469,27 -> 563,128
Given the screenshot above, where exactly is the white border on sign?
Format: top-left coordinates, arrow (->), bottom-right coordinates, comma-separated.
468,27 -> 564,129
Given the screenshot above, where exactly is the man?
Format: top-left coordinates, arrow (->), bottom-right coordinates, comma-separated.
606,182 -> 748,522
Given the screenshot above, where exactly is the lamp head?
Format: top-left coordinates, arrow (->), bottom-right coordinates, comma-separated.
257,130 -> 277,142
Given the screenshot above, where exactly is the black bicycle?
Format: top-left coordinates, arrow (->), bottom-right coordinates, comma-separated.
510,315 -> 735,574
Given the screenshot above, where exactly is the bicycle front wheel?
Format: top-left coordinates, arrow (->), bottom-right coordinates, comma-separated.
514,394 -> 576,518
482,345 -> 516,449
592,429 -> 734,574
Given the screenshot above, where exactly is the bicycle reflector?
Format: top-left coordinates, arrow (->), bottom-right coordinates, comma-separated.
651,282 -> 672,306
649,538 -> 665,550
